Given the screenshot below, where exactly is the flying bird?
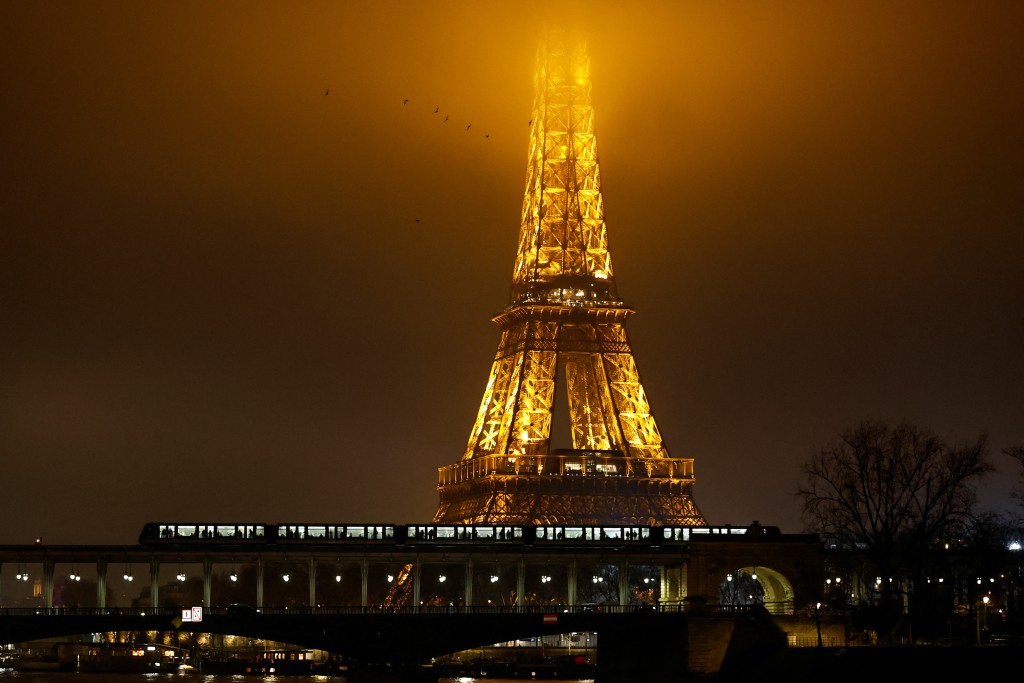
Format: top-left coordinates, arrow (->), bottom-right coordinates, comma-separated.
434,106 -> 439,113
324,89 -> 329,96
466,124 -> 471,130
403,99 -> 409,105
443,115 -> 448,122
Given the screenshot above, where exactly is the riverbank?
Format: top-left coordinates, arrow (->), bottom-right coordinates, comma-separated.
708,645 -> 1024,682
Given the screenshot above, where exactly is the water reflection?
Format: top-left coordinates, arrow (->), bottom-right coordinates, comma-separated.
0,672 -> 590,683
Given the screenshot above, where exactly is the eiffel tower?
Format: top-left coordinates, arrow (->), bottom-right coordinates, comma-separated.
433,30 -> 705,527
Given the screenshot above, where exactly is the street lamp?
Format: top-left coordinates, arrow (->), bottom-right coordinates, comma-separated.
815,602 -> 823,648
976,595 -> 990,644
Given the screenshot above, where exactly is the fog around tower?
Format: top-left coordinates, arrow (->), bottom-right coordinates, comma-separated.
2,1 -> 1022,544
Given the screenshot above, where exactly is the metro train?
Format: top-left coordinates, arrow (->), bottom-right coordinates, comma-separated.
138,521 -> 769,548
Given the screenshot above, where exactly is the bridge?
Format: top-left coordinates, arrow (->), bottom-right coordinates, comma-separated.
0,523 -> 821,680
0,603 -> 785,681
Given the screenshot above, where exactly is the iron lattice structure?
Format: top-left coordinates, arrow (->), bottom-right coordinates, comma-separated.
434,30 -> 704,527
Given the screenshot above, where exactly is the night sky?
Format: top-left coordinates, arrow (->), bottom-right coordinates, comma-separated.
3,1 -> 1022,545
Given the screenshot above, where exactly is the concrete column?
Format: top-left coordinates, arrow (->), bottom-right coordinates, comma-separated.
308,558 -> 316,607
43,559 -> 54,608
567,559 -> 577,608
464,559 -> 473,608
412,561 -> 421,609
619,562 -> 629,607
96,561 -> 106,609
517,559 -> 526,610
150,560 -> 160,610
256,556 -> 264,609
202,558 -> 212,608
360,558 -> 368,608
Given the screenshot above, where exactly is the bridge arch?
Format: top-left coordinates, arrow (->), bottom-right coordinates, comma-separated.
713,566 -> 794,615
690,534 -> 823,616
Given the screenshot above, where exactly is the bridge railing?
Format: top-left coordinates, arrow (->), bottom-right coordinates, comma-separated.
0,603 -> 753,618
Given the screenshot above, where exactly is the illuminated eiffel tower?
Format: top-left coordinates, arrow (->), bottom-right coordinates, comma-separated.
433,30 -> 705,527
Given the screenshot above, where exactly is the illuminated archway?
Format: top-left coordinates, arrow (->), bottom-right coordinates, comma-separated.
718,566 -> 794,615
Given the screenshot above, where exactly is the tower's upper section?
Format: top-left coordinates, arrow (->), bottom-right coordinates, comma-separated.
509,29 -> 620,309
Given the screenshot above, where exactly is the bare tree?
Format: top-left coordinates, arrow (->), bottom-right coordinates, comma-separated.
797,420 -> 993,639
1004,445 -> 1024,516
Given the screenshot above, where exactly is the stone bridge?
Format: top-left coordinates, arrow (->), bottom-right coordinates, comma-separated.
0,603 -> 787,681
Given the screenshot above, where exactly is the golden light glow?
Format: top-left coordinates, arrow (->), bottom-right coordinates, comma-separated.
435,29 -> 703,527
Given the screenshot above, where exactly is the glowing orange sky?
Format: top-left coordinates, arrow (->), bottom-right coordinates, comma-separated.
2,1 -> 1022,543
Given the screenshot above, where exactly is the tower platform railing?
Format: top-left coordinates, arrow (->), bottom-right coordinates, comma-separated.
438,453 -> 695,487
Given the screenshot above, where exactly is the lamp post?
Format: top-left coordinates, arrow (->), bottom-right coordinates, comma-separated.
815,602 -> 823,648
982,596 -> 989,643
976,595 -> 989,645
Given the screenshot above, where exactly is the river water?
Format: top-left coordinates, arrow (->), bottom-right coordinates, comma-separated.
0,671 -> 590,683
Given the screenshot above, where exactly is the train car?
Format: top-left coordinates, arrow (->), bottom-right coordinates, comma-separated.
274,523 -> 397,544
138,521 -> 777,550
531,525 -> 653,545
655,523 -> 777,546
404,524 -> 527,544
138,523 -> 270,545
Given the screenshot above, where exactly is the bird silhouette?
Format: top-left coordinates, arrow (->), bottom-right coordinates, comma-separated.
443,115 -> 448,122
528,119 -> 532,126
403,99 -> 409,105
434,106 -> 439,113
324,89 -> 329,96
466,124 -> 471,130
484,134 -> 490,138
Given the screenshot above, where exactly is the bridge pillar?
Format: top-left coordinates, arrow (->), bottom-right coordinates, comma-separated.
568,559 -> 576,607
43,559 -> 54,608
360,558 -> 368,608
618,562 -> 628,607
464,559 -> 473,607
150,560 -> 160,609
412,561 -> 421,608
257,556 -> 264,608
308,559 -> 316,607
96,561 -> 106,609
203,558 -> 212,608
517,559 -> 525,608
596,612 -> 689,683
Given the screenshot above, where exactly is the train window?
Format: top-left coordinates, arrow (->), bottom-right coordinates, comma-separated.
216,525 -> 238,538
564,527 -> 584,539
345,526 -> 366,539
601,527 -> 622,540
306,526 -> 327,539
435,526 -> 456,539
482,526 -> 519,540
